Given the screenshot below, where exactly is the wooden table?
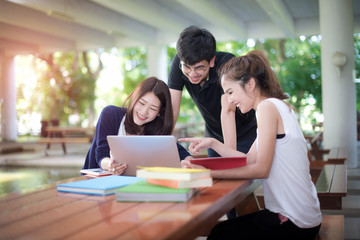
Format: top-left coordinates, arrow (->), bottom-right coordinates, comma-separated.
0,176 -> 260,240
38,126 -> 91,155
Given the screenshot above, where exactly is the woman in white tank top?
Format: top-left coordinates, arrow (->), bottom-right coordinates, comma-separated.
180,50 -> 321,240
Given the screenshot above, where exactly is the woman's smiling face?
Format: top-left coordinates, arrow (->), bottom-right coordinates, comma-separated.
133,92 -> 161,126
221,76 -> 254,114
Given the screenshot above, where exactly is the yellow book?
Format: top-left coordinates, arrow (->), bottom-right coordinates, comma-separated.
136,167 -> 210,181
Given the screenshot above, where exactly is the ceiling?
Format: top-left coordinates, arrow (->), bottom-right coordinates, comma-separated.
1,0 -> 360,55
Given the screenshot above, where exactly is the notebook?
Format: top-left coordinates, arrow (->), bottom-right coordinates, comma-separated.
56,175 -> 144,195
107,135 -> 182,176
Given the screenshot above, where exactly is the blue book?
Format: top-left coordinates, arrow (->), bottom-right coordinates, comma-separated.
56,175 -> 144,195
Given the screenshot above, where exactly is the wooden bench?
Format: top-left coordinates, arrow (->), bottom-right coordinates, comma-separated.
326,147 -> 348,163
317,215 -> 344,240
38,137 -> 90,155
316,164 -> 347,210
306,132 -> 347,164
255,164 -> 347,210
38,126 -> 92,155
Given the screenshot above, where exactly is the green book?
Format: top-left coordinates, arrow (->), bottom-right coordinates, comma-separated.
116,180 -> 197,202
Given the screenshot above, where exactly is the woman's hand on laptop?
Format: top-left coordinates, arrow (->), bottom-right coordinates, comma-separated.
110,161 -> 127,175
101,157 -> 127,175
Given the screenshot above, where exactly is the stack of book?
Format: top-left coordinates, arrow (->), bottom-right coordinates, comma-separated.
115,167 -> 212,202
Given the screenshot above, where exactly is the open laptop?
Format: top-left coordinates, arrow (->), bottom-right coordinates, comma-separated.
107,135 -> 181,176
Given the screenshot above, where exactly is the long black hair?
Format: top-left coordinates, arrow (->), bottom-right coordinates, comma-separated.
122,77 -> 174,135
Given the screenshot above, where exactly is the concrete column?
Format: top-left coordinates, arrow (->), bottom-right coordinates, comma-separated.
147,44 -> 168,83
0,53 -> 18,141
320,0 -> 357,167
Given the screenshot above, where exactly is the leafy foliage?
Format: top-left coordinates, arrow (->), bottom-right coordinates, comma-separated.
355,34 -> 360,110
107,47 -> 148,108
217,37 -> 324,126
31,51 -> 100,126
219,37 -> 322,112
15,34 -> 360,135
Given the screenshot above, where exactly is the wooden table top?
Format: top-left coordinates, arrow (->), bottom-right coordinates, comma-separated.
0,176 -> 260,240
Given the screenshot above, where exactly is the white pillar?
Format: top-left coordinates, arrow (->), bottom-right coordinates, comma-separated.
0,53 -> 18,141
147,44 -> 168,83
320,0 -> 357,167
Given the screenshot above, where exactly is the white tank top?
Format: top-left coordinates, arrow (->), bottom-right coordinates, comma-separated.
261,98 -> 322,228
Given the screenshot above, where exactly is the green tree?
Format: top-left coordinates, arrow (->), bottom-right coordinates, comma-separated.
18,34 -> 359,135
34,50 -> 102,126
217,37 -> 323,126
122,47 -> 147,95
219,37 -> 322,112
354,34 -> 360,110
276,37 -> 322,111
102,47 -> 147,109
217,40 -> 251,56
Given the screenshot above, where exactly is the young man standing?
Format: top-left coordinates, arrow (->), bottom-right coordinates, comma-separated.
168,26 -> 257,157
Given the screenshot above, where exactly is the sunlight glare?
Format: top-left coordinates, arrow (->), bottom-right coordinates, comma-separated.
15,55 -> 38,99
0,172 -> 33,183
96,52 -> 123,91
50,78 -> 56,87
247,39 -> 256,48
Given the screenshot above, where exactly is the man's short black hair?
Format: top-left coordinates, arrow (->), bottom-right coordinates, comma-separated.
176,25 -> 216,65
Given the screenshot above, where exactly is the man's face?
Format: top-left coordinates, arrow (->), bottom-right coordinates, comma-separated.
179,59 -> 213,85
